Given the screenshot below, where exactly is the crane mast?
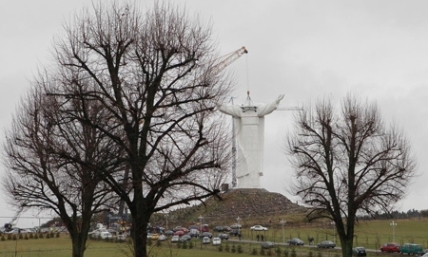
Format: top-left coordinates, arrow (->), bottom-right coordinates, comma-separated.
215,47 -> 248,189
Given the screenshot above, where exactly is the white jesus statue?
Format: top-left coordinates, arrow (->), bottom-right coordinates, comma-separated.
219,92 -> 284,188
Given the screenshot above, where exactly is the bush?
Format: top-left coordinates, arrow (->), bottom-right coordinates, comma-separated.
46,233 -> 50,239
189,241 -> 193,249
219,245 -> 223,252
291,248 -> 297,257
275,247 -> 282,256
225,244 -> 230,252
182,241 -> 188,249
308,251 -> 313,257
232,244 -> 236,253
18,234 -> 23,240
7,234 -> 12,240
156,240 -> 161,247
283,249 -> 289,257
177,241 -> 182,249
12,235 -> 17,241
317,252 -> 322,257
29,233 -> 34,239
252,248 -> 258,255
238,245 -> 243,253
24,234 -> 29,240
1,235 -> 5,241
34,233 -> 39,239
56,232 -> 60,238
147,238 -> 152,246
260,247 -> 265,256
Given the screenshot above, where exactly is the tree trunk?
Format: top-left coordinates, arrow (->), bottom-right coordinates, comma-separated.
70,233 -> 87,257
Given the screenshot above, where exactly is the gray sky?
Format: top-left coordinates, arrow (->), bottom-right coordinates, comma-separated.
2,0 -> 428,226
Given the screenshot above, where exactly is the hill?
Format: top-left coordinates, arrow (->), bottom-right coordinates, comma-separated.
166,188 -> 307,227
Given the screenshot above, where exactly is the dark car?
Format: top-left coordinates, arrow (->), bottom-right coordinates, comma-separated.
352,247 -> 367,257
213,226 -> 225,232
380,242 -> 400,253
199,232 -> 213,238
262,241 -> 275,249
179,234 -> 192,242
218,233 -> 229,240
229,229 -> 240,236
287,238 -> 304,246
317,240 -> 336,248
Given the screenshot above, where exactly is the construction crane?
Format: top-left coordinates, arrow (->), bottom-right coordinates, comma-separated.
210,46 -> 248,75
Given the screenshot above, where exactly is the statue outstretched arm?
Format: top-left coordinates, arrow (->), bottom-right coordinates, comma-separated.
257,94 -> 284,116
219,104 -> 242,118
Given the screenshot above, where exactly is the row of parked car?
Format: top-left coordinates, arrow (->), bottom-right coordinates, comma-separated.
380,242 -> 426,255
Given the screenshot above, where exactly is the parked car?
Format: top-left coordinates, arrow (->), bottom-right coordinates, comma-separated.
317,240 -> 336,248
352,247 -> 367,257
171,235 -> 180,242
218,233 -> 229,240
287,238 -> 304,246
173,230 -> 185,236
380,242 -> 400,253
158,234 -> 167,241
199,232 -> 213,238
229,229 -> 240,236
179,234 -> 192,242
202,236 -> 211,244
400,243 -> 424,255
188,229 -> 199,238
164,230 -> 174,236
230,224 -> 242,229
250,225 -> 268,231
261,241 -> 275,249
150,233 -> 159,240
213,226 -> 225,232
212,237 -> 221,246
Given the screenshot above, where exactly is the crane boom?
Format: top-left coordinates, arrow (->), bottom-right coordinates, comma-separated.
211,47 -> 248,76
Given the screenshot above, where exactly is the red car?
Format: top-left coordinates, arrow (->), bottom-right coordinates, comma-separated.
380,243 -> 400,253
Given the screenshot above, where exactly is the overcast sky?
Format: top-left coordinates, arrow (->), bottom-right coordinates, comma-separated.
2,0 -> 428,227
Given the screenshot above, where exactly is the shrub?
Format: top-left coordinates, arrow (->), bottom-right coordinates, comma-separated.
238,245 -> 243,253
291,248 -> 297,257
177,241 -> 182,249
12,235 -> 17,241
7,234 -> 12,240
252,248 -> 258,255
225,244 -> 230,252
182,241 -> 188,249
1,235 -> 5,241
156,240 -> 161,247
219,245 -> 223,252
317,252 -> 322,257
29,233 -> 34,239
18,234 -> 23,240
275,247 -> 282,256
283,249 -> 289,257
232,244 -> 236,253
46,233 -> 51,239
308,251 -> 313,257
147,239 -> 152,246
260,247 -> 265,256
24,234 -> 29,240
189,241 -> 193,249
56,232 -> 60,238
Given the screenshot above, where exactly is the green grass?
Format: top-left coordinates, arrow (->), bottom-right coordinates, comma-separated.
1,219 -> 428,256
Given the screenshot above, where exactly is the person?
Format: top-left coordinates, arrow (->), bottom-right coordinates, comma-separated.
238,232 -> 242,241
219,92 -> 284,188
256,234 -> 260,241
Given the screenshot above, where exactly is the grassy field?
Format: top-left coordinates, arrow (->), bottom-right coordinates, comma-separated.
0,218 -> 427,256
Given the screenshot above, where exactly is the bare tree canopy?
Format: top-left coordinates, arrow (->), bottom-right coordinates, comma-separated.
31,2 -> 233,257
287,93 -> 416,257
3,76 -> 121,257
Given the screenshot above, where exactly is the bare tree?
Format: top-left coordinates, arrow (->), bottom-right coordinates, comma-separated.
3,75 -> 122,257
48,2 -> 231,257
287,94 -> 415,257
